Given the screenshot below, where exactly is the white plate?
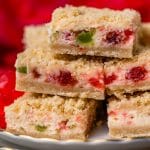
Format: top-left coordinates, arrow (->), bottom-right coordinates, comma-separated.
0,125 -> 149,150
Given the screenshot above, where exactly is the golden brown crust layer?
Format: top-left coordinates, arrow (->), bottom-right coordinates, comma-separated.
50,45 -> 133,58
109,127 -> 150,138
16,78 -> 104,100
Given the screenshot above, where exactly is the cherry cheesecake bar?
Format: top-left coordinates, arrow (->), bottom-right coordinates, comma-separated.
15,49 -> 105,100
5,93 -> 99,140
104,48 -> 150,95
107,92 -> 150,138
48,5 -> 141,58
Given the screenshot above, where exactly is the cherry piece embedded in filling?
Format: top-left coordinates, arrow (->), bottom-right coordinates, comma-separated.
46,70 -> 78,86
58,120 -> 68,130
64,32 -> 71,40
32,68 -> 41,78
57,70 -> 77,86
104,29 -> 133,44
124,29 -> 133,38
105,31 -> 121,44
127,121 -> 132,125
104,73 -> 117,85
122,112 -> 128,118
63,32 -> 74,42
125,66 -> 147,82
88,77 -> 104,89
108,110 -> 118,116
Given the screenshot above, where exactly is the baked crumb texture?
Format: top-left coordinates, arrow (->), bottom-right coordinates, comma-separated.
15,49 -> 105,100
107,92 -> 150,138
104,48 -> 150,95
23,24 -> 50,50
5,93 -> 98,140
48,5 -> 141,58
140,23 -> 150,47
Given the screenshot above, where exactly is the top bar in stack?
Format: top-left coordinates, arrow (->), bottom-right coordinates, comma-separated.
48,5 -> 141,58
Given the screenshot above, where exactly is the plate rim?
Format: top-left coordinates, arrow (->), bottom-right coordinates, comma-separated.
0,130 -> 150,144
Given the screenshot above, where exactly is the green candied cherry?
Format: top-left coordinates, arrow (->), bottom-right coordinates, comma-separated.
76,29 -> 95,46
35,125 -> 47,132
17,66 -> 27,74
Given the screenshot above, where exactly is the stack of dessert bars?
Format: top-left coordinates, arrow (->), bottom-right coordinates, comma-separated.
5,6 -> 150,140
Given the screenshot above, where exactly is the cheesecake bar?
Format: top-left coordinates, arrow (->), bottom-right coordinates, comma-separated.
107,92 -> 150,138
23,24 -> 50,50
140,23 -> 150,47
15,49 -> 105,100
48,5 -> 141,58
104,48 -> 150,95
5,93 -> 98,140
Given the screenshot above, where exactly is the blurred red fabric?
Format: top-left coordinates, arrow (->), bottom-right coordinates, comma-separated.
0,0 -> 150,67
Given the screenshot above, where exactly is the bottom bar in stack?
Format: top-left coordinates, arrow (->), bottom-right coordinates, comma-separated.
5,93 -> 99,141
107,92 -> 150,138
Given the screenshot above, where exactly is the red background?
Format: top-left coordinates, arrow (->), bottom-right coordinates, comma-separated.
0,0 -> 150,128
0,0 -> 150,67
